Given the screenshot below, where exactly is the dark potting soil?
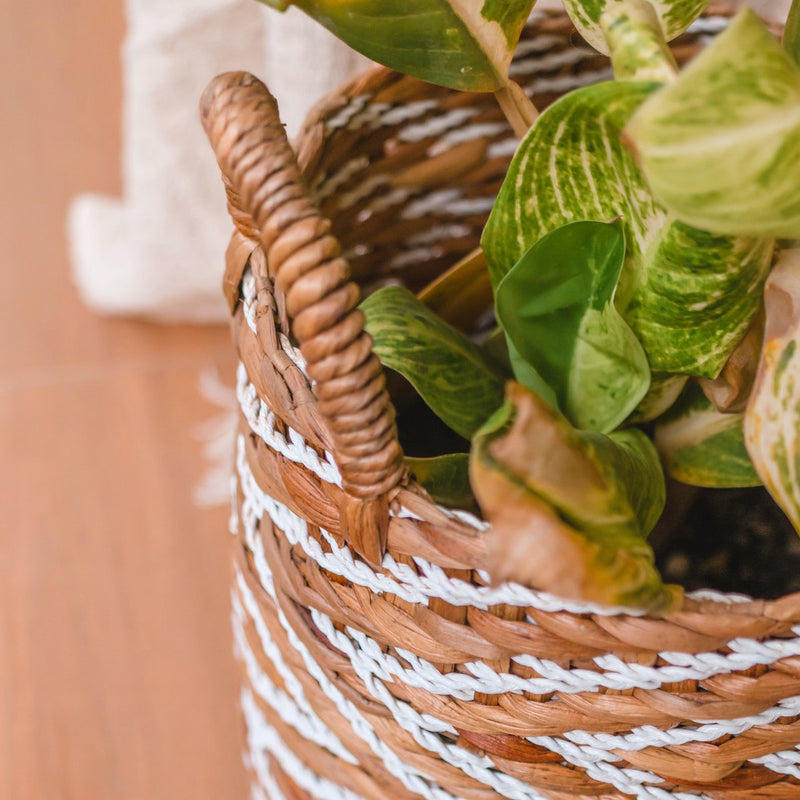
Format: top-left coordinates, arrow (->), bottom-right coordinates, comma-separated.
651,485 -> 800,600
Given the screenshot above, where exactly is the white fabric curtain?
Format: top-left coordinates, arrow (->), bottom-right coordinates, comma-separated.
69,0 -> 367,322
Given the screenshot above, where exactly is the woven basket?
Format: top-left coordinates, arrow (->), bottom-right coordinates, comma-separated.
201,8 -> 800,799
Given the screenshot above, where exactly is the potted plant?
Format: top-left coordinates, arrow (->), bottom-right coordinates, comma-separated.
202,2 -> 800,797
246,0 -> 800,611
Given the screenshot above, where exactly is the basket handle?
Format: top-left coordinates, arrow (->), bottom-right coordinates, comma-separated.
201,71 -> 405,565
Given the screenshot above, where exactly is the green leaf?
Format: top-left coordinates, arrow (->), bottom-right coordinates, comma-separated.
745,249 -> 800,532
272,0 -> 535,92
625,8 -> 800,239
654,382 -> 760,487
563,0 -> 707,55
496,220 -> 649,432
361,286 -> 506,440
482,79 -> 773,379
470,382 -> 675,610
405,453 -> 473,508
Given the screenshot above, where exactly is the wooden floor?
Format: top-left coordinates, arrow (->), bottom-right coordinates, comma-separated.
1,2 -> 248,798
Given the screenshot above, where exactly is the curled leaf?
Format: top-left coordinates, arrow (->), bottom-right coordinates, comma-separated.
361,285 -> 506,440
625,8 -> 800,239
745,249 -> 800,531
269,0 -> 536,92
563,0 -> 707,56
600,0 -> 678,82
482,79 -> 773,379
496,220 -> 650,432
698,306 -> 764,414
655,382 -> 760,488
471,382 -> 674,610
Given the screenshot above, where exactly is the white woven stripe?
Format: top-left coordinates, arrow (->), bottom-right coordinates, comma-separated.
563,696 -> 800,752
239,471 -> 685,800
231,591 -> 358,764
242,688 -> 365,800
304,606 -> 708,800
305,599 -> 800,700
246,743 -> 287,800
236,481 -> 563,800
306,597 -> 800,775
751,747 -> 800,779
236,501 -> 475,800
237,362 -> 342,486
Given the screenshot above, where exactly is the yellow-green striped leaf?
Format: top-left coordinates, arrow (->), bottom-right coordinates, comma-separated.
361,285 -> 506,440
654,382 -> 760,488
563,0 -> 706,55
625,8 -> 800,239
482,80 -> 773,379
471,382 -> 675,610
745,249 -> 800,532
262,0 -> 535,92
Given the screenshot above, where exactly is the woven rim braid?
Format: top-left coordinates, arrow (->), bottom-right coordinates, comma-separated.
202,8 -> 800,800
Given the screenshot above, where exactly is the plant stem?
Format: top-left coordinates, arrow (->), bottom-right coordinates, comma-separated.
784,0 -> 800,67
494,80 -> 538,139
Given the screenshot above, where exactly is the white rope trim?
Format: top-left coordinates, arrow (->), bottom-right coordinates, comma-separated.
751,747 -> 800,779
244,732 -> 288,800
242,688 -> 364,800
563,697 -> 800,752
235,569 -> 482,800
237,363 -> 342,486
304,598 -> 800,699
232,591 -> 358,765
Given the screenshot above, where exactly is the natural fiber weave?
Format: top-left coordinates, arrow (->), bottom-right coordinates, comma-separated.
203,8 -> 800,799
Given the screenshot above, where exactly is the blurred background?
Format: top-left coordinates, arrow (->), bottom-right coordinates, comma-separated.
0,1 -> 250,797
0,0 -> 791,798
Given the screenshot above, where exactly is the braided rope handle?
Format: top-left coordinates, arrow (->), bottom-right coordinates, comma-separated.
201,71 -> 406,564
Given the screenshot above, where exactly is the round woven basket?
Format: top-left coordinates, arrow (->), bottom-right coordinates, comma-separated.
201,8 -> 800,799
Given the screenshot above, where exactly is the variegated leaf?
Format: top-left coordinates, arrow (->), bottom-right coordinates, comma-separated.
471,382 -> 675,610
655,382 -> 760,487
361,285 -> 506,440
745,249 -> 800,531
482,80 -> 773,379
625,8 -> 800,239
261,0 -> 535,91
563,0 -> 706,56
